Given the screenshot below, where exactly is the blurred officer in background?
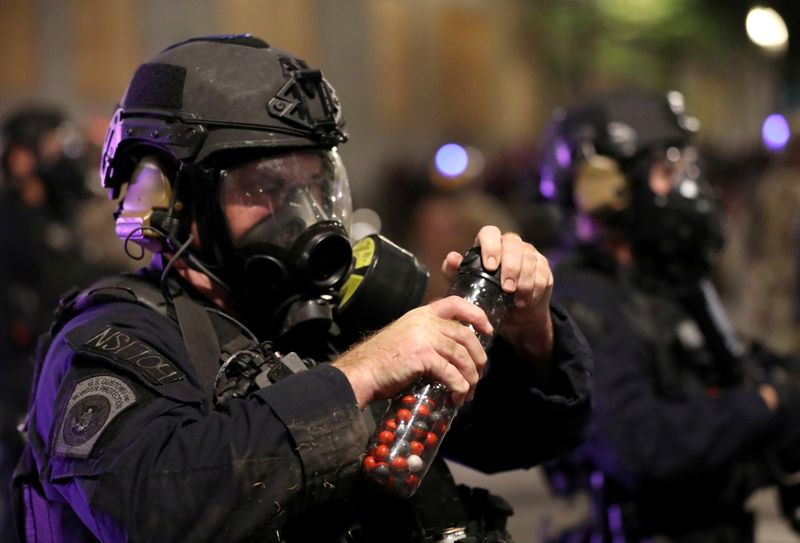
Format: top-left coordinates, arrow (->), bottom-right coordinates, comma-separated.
13,35 -> 592,542
537,90 -> 800,542
0,106 -> 121,542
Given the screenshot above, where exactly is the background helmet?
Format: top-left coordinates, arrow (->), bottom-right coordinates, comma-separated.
538,90 -> 724,284
2,106 -> 89,220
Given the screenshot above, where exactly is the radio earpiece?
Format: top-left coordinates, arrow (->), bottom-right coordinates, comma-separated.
115,155 -> 183,253
572,153 -> 629,216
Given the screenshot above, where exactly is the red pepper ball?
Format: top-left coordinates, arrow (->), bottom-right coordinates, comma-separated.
424,432 -> 438,448
410,441 -> 425,456
434,420 -> 448,435
375,444 -> 390,460
383,418 -> 398,431
362,456 -> 377,471
378,430 -> 395,445
405,474 -> 420,488
401,394 -> 417,406
421,396 -> 436,409
416,404 -> 431,418
390,456 -> 409,472
396,408 -> 413,423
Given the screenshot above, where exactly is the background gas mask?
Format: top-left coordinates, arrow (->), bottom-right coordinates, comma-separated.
37,124 -> 90,221
627,145 -> 724,285
539,90 -> 724,285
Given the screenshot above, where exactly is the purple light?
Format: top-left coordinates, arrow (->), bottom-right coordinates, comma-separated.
576,214 -> 598,241
539,167 -> 556,199
555,139 -> 571,168
762,113 -> 790,151
435,143 -> 469,177
607,504 -> 624,538
590,470 -> 604,490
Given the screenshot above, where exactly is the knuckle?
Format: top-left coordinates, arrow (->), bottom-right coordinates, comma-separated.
454,321 -> 474,342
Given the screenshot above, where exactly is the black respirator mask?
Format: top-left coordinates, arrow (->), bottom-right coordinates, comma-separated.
628,146 -> 724,286
218,149 -> 352,334
39,156 -> 89,219
217,148 -> 428,339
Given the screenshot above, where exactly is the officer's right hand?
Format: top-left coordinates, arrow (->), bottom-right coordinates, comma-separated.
332,296 -> 492,409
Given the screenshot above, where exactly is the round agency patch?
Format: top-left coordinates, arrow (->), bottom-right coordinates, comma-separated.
63,395 -> 112,446
55,375 -> 137,459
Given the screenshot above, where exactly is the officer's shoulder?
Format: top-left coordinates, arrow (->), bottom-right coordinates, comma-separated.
555,260 -> 621,307
553,260 -> 625,342
60,301 -> 178,347
61,271 -> 170,323
45,287 -> 186,384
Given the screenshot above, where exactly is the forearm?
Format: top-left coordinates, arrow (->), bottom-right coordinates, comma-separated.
42,365 -> 368,540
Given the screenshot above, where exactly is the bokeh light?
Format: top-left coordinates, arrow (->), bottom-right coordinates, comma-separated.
746,7 -> 789,52
762,113 -> 790,151
434,143 -> 469,177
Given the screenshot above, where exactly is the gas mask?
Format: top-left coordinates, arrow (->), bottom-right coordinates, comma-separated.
216,148 -> 430,339
36,121 -> 90,221
628,146 -> 724,285
219,148 -> 353,335
38,156 -> 89,220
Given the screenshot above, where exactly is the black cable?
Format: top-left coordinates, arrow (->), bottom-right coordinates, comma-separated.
160,233 -> 195,303
203,307 -> 258,342
123,225 -> 168,260
187,253 -> 231,293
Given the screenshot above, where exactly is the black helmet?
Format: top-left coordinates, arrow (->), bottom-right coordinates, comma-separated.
101,35 -> 354,333
2,105 -> 89,219
101,34 -> 346,197
539,90 -> 724,285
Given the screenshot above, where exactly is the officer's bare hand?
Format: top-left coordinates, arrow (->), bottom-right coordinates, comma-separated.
332,296 -> 492,409
441,225 -> 554,359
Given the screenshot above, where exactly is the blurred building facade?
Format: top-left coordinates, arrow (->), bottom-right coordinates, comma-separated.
0,0 -> 790,208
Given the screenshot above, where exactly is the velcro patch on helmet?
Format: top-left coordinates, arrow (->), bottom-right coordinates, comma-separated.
53,375 -> 137,459
124,63 -> 187,110
67,324 -> 185,386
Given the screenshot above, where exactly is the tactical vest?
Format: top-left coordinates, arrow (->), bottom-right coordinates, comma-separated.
13,271 -> 515,543
545,261 -> 759,543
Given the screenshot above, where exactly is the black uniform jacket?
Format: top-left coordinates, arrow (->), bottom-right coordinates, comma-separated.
26,277 -> 592,542
552,250 -> 777,536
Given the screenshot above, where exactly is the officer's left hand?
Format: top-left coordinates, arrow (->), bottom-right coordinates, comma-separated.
442,226 -> 554,360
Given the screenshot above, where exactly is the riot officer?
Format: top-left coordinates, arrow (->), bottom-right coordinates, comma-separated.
0,106 -> 117,543
539,90 -> 798,542
13,35 -> 592,542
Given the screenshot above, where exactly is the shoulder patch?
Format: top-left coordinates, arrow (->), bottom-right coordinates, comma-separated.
69,324 -> 185,386
54,375 -> 137,458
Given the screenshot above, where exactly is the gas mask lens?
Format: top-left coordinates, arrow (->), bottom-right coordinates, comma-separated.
648,146 -> 702,198
220,148 -> 352,248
